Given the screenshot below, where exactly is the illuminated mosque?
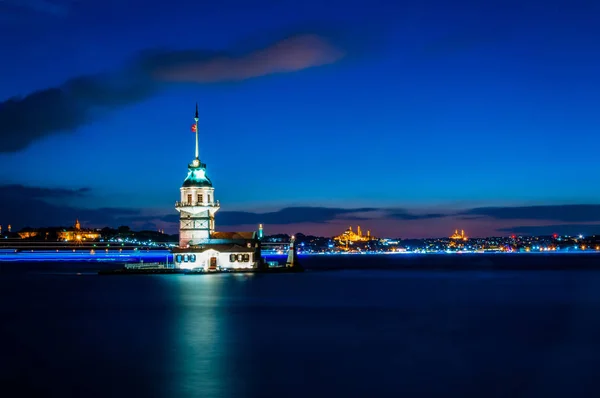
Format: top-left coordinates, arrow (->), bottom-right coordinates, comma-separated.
171,105 -> 262,271
449,229 -> 468,249
333,225 -> 374,249
449,229 -> 468,241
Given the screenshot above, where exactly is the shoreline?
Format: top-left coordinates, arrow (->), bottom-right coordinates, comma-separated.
1,249 -> 600,263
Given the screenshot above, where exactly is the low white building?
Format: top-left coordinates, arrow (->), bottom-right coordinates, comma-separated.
172,105 -> 263,271
173,232 -> 262,270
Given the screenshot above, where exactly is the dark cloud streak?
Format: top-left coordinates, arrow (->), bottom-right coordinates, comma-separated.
388,211 -> 447,220
462,205 -> 600,223
0,33 -> 345,153
0,0 -> 69,17
164,207 -> 378,226
5,186 -> 600,237
497,224 -> 600,236
1,184 -> 90,199
0,185 -> 139,228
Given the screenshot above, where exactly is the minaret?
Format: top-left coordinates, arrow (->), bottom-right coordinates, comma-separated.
175,104 -> 220,247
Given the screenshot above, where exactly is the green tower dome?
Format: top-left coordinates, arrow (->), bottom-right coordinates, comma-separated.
182,159 -> 213,188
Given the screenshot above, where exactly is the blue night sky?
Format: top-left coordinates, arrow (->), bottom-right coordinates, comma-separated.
1,0 -> 600,238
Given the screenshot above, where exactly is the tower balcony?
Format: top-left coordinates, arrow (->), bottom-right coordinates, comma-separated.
175,200 -> 220,208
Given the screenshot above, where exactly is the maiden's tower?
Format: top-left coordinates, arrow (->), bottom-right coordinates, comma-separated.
172,104 -> 262,271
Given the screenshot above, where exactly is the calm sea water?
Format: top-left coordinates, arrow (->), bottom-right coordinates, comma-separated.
2,255 -> 600,397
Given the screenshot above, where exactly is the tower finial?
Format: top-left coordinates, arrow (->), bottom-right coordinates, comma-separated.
195,102 -> 199,121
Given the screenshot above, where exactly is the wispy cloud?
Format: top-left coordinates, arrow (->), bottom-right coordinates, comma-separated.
0,0 -> 69,16
0,33 -> 346,153
154,35 -> 344,83
162,207 -> 377,226
4,190 -> 600,237
0,184 -> 139,228
497,224 -> 600,236
460,205 -> 600,223
1,184 -> 89,198
388,210 -> 448,221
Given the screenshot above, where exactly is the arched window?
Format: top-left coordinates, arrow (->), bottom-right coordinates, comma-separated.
243,254 -> 249,262
190,254 -> 196,262
176,255 -> 182,263
184,255 -> 189,262
229,254 -> 236,262
237,254 -> 243,262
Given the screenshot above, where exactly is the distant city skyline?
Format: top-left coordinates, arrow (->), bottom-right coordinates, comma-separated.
1,0 -> 600,237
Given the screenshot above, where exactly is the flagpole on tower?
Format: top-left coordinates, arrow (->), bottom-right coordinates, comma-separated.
194,103 -> 199,160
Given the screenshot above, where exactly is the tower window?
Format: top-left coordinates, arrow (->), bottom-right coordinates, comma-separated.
207,194 -> 211,203
229,254 -> 236,262
187,194 -> 192,204
198,194 -> 203,204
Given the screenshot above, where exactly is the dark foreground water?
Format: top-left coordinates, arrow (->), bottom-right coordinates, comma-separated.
2,256 -> 600,397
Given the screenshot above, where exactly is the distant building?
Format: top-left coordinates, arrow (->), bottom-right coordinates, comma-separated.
18,228 -> 39,239
332,225 -> 378,251
57,219 -> 101,242
172,104 -> 262,271
449,229 -> 468,249
333,225 -> 374,250
450,229 -> 468,240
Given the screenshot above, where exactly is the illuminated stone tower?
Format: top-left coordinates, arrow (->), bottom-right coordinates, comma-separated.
175,104 -> 220,247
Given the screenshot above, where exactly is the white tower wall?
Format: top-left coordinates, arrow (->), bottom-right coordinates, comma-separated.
175,104 -> 221,247
177,186 -> 219,246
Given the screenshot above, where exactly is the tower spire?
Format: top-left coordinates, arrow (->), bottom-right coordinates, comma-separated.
194,103 -> 199,160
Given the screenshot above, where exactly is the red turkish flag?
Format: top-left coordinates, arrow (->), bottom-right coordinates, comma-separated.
191,124 -> 197,133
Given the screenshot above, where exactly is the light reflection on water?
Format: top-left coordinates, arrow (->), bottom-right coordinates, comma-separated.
165,275 -> 237,398
3,268 -> 600,397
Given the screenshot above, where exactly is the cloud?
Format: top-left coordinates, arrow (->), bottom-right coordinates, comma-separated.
162,206 -> 449,227
461,205 -> 600,223
456,215 -> 486,221
497,224 -> 600,236
4,193 -> 600,238
164,207 -> 377,226
0,185 -> 140,228
154,34 -> 343,83
0,0 -> 69,16
0,71 -> 159,153
1,184 -> 90,199
388,210 -> 447,220
0,33 -> 345,153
